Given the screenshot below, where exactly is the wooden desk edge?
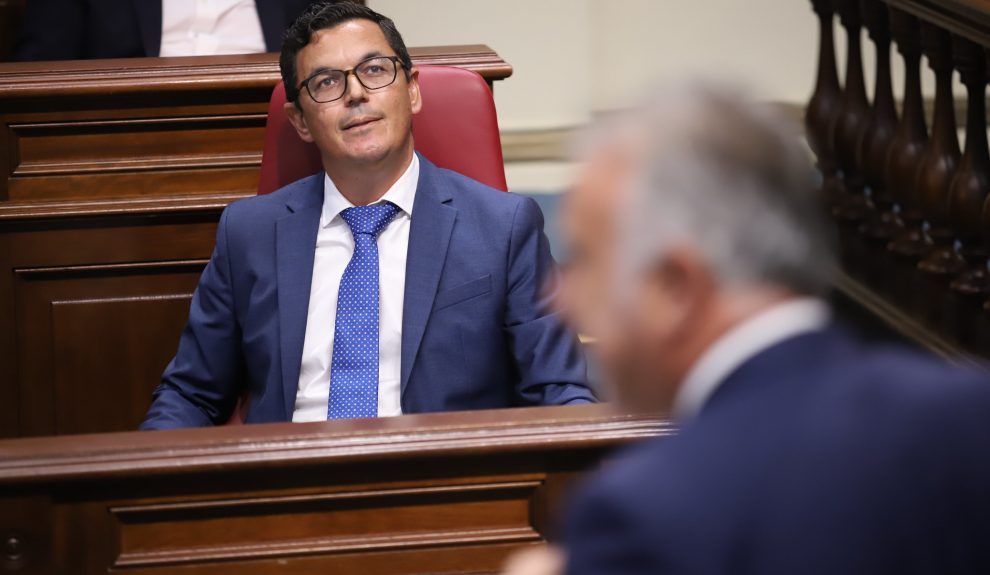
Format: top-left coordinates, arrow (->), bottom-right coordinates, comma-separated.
0,404 -> 673,485
0,44 -> 513,98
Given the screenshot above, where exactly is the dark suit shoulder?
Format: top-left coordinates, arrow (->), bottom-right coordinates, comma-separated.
221,174 -> 322,226
808,344 -> 990,439
435,167 -> 531,212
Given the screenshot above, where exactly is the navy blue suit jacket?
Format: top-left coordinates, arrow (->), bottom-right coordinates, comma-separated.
15,0 -> 317,61
565,328 -> 990,575
141,156 -> 592,429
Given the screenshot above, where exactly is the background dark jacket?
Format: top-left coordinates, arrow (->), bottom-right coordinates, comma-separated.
15,0 -> 318,61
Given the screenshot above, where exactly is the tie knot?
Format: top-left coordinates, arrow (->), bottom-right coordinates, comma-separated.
340,202 -> 401,236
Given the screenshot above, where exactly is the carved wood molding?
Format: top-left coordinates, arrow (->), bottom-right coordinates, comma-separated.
0,404 -> 672,484
0,45 -> 513,222
0,46 -> 512,101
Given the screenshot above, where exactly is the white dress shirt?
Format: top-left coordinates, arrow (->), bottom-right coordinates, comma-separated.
160,0 -> 267,57
293,155 -> 419,422
672,297 -> 831,422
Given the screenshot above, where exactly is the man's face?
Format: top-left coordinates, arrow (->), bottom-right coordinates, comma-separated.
558,150 -> 647,409
558,147 -> 687,413
286,19 -> 421,168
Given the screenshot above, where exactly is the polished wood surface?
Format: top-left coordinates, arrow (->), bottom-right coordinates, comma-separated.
0,404 -> 672,574
0,47 -> 513,439
805,0 -> 990,360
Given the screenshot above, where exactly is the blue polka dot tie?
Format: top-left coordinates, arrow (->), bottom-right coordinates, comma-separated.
328,202 -> 401,419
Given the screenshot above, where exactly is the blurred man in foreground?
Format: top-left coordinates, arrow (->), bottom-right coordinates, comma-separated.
506,82 -> 990,575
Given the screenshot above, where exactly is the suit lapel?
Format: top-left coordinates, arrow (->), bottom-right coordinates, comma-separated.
401,157 -> 457,395
276,175 -> 324,419
131,0 -> 162,56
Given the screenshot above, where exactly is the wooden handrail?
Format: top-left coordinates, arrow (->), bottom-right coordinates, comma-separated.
0,404 -> 670,485
885,0 -> 990,47
0,45 -> 512,100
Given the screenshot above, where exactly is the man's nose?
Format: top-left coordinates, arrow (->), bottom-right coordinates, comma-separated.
342,71 -> 368,106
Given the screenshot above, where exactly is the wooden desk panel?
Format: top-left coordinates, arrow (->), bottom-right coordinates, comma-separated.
0,47 -> 512,439
0,405 -> 673,574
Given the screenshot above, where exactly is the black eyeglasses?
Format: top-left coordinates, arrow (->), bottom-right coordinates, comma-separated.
299,56 -> 403,103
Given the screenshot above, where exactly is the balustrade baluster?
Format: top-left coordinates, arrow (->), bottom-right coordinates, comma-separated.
885,9 -> 930,308
943,39 -> 990,346
806,0 -> 843,204
914,23 -> 964,325
831,0 -> 872,224
855,0 -> 899,288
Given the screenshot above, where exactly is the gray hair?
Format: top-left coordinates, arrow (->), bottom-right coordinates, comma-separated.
583,81 -> 834,297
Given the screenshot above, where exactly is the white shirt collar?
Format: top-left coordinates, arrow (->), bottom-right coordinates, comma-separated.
671,297 -> 831,422
321,153 -> 420,228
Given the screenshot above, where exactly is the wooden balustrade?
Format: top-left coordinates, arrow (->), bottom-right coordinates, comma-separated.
806,0 -> 990,362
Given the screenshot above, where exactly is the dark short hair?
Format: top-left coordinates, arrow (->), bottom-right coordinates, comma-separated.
280,1 -> 413,106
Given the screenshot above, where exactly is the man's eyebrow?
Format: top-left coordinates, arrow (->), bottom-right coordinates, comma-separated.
359,50 -> 386,61
304,51 -> 390,78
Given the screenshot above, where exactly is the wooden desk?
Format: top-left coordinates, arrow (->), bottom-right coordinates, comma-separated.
0,47 -> 512,439
0,404 -> 672,574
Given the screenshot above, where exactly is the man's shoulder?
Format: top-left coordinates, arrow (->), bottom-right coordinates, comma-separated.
812,340 -> 990,426
429,164 -> 532,214
222,173 -> 322,224
577,336 -> 990,506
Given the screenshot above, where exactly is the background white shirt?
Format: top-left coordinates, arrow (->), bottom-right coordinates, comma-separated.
672,298 -> 831,421
160,0 -> 266,57
293,155 -> 419,421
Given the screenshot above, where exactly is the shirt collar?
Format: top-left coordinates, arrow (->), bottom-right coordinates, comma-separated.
671,297 -> 831,422
321,153 -> 420,228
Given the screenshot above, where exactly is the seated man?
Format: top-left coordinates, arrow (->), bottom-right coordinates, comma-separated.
507,83 -> 990,574
141,1 -> 593,429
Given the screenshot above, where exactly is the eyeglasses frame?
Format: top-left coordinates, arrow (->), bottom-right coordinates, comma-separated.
298,55 -> 405,104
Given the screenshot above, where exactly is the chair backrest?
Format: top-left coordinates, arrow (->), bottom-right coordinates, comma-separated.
257,65 -> 508,194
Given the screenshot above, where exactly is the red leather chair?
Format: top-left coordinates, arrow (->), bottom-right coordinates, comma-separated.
229,65 -> 507,424
257,64 -> 508,194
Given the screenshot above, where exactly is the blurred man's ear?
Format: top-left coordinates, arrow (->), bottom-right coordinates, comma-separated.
640,246 -> 715,342
284,101 -> 315,143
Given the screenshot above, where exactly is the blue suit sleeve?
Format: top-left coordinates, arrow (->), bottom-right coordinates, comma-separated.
140,208 -> 244,429
503,197 -> 596,406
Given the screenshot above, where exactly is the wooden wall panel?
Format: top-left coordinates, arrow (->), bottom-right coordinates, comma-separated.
14,262 -> 204,436
0,405 -> 672,574
0,48 -> 512,439
7,114 -> 267,202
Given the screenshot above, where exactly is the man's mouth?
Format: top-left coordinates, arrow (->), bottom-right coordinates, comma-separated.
342,116 -> 382,131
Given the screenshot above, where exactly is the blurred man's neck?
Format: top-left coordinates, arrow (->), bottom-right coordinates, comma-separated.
669,289 -> 828,420
668,289 -> 800,394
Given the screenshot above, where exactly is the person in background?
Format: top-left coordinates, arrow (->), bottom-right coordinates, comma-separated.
15,0 -> 320,61
140,1 -> 593,429
504,81 -> 990,575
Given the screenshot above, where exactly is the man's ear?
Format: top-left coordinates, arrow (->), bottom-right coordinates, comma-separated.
283,101 -> 315,143
641,246 -> 714,341
407,67 -> 422,115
